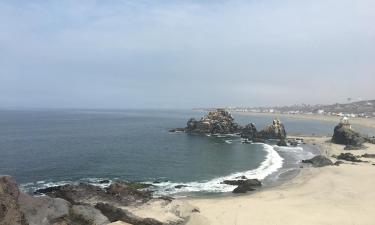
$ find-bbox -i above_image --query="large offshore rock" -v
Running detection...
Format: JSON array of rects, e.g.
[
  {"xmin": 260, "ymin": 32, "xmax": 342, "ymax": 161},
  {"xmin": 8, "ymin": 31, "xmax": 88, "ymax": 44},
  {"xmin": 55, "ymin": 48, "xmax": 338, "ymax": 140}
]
[
  {"xmin": 257, "ymin": 119, "xmax": 287, "ymax": 140},
  {"xmin": 302, "ymin": 155, "xmax": 333, "ymax": 167},
  {"xmin": 185, "ymin": 109, "xmax": 241, "ymax": 134},
  {"xmin": 0, "ymin": 176, "xmax": 28, "ymax": 225},
  {"xmin": 331, "ymin": 121, "xmax": 365, "ymax": 147},
  {"xmin": 18, "ymin": 193, "xmax": 70, "ymax": 225}
]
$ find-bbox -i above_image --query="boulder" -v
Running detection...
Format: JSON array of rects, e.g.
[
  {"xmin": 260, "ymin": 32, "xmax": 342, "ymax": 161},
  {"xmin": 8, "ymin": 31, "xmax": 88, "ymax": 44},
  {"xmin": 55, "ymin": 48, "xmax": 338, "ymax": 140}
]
[
  {"xmin": 108, "ymin": 222, "xmax": 133, "ymax": 225},
  {"xmin": 232, "ymin": 185, "xmax": 255, "ymax": 194},
  {"xmin": 302, "ymin": 155, "xmax": 333, "ymax": 167},
  {"xmin": 331, "ymin": 122, "xmax": 365, "ymax": 147},
  {"xmin": 71, "ymin": 204, "xmax": 110, "ymax": 225},
  {"xmin": 337, "ymin": 153, "xmax": 363, "ymax": 162},
  {"xmin": 257, "ymin": 119, "xmax": 287, "ymax": 140},
  {"xmin": 0, "ymin": 176, "xmax": 28, "ymax": 225},
  {"xmin": 18, "ymin": 193, "xmax": 70, "ymax": 225}
]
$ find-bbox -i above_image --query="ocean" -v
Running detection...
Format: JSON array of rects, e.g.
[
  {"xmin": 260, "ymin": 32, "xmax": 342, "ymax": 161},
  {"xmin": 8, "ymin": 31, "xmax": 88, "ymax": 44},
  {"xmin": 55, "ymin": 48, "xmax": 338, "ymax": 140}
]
[{"xmin": 0, "ymin": 109, "xmax": 370, "ymax": 196}]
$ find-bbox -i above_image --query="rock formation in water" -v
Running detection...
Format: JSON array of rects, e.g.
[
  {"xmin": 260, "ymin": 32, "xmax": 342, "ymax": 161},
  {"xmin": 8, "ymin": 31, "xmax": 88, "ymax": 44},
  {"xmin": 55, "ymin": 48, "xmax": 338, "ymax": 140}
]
[
  {"xmin": 172, "ymin": 109, "xmax": 289, "ymax": 143},
  {"xmin": 1, "ymin": 176, "xmax": 200, "ymax": 225},
  {"xmin": 331, "ymin": 117, "xmax": 365, "ymax": 148},
  {"xmin": 257, "ymin": 119, "xmax": 287, "ymax": 140},
  {"xmin": 185, "ymin": 109, "xmax": 242, "ymax": 134}
]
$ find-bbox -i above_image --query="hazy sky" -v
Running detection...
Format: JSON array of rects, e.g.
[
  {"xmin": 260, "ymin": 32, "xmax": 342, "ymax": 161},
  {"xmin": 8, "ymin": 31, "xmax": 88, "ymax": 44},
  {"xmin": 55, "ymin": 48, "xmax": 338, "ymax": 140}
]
[{"xmin": 0, "ymin": 0, "xmax": 374, "ymax": 109}]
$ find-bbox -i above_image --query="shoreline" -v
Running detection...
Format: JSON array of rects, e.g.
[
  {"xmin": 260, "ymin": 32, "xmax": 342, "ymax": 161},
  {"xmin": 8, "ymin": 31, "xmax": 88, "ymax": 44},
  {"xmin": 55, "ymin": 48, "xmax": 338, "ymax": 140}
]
[
  {"xmin": 184, "ymin": 136, "xmax": 375, "ymax": 225},
  {"xmin": 232, "ymin": 111, "xmax": 375, "ymax": 130}
]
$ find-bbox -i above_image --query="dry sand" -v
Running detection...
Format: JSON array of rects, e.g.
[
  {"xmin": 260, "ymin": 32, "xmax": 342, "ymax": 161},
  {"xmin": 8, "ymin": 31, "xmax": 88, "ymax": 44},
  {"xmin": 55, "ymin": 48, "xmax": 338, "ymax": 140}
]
[{"xmin": 185, "ymin": 137, "xmax": 375, "ymax": 225}]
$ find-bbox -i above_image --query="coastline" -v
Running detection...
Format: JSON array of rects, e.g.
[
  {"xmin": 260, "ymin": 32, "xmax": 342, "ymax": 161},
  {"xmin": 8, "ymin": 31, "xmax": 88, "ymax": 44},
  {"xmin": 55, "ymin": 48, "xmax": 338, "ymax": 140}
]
[
  {"xmin": 233, "ymin": 111, "xmax": 375, "ymax": 130},
  {"xmin": 184, "ymin": 136, "xmax": 375, "ymax": 225}
]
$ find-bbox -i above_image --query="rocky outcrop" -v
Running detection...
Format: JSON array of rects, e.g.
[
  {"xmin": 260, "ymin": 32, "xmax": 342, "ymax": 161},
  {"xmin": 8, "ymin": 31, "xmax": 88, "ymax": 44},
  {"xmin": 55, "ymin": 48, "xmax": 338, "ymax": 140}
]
[
  {"xmin": 185, "ymin": 109, "xmax": 241, "ymax": 134},
  {"xmin": 337, "ymin": 153, "xmax": 363, "ymax": 162},
  {"xmin": 35, "ymin": 181, "xmax": 152, "ymax": 207},
  {"xmin": 361, "ymin": 153, "xmax": 375, "ymax": 158},
  {"xmin": 302, "ymin": 155, "xmax": 333, "ymax": 167},
  {"xmin": 0, "ymin": 176, "xmax": 28, "ymax": 225},
  {"xmin": 221, "ymin": 179, "xmax": 262, "ymax": 194},
  {"xmin": 331, "ymin": 120, "xmax": 365, "ymax": 147},
  {"xmin": 257, "ymin": 119, "xmax": 287, "ymax": 140},
  {"xmin": 18, "ymin": 193, "xmax": 70, "ymax": 225}
]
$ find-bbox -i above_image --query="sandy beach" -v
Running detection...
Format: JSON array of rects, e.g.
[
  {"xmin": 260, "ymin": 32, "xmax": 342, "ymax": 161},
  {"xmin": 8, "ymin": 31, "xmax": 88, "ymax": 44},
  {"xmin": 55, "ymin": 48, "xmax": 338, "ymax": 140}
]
[
  {"xmin": 233, "ymin": 112, "xmax": 375, "ymax": 130},
  {"xmin": 185, "ymin": 137, "xmax": 375, "ymax": 225}
]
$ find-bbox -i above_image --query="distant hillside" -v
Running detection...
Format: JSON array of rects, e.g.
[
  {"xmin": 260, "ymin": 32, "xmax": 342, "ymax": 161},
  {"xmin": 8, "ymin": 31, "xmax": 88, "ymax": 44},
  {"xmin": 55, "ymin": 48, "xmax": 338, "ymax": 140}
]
[
  {"xmin": 198, "ymin": 100, "xmax": 375, "ymax": 118},
  {"xmin": 268, "ymin": 100, "xmax": 375, "ymax": 115}
]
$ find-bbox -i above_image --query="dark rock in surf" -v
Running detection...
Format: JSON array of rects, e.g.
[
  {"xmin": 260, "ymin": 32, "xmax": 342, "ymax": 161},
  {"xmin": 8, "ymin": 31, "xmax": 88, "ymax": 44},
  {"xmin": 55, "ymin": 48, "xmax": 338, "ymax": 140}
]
[
  {"xmin": 222, "ymin": 179, "xmax": 261, "ymax": 187},
  {"xmin": 302, "ymin": 155, "xmax": 333, "ymax": 167},
  {"xmin": 174, "ymin": 185, "xmax": 188, "ymax": 189}
]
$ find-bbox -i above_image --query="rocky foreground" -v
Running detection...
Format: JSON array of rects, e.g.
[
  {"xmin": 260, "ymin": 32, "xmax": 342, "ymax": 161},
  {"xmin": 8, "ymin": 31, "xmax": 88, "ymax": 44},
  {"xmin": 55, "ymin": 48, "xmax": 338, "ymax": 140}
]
[
  {"xmin": 0, "ymin": 176, "xmax": 201, "ymax": 225},
  {"xmin": 0, "ymin": 175, "xmax": 262, "ymax": 225}
]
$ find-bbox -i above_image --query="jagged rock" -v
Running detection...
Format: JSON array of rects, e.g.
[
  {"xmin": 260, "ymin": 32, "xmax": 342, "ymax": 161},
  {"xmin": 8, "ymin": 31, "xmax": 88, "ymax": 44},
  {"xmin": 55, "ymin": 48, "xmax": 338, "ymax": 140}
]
[
  {"xmin": 185, "ymin": 109, "xmax": 241, "ymax": 134},
  {"xmin": 106, "ymin": 181, "xmax": 152, "ymax": 203},
  {"xmin": 0, "ymin": 176, "xmax": 28, "ymax": 225},
  {"xmin": 95, "ymin": 203, "xmax": 162, "ymax": 225},
  {"xmin": 222, "ymin": 179, "xmax": 261, "ymax": 194},
  {"xmin": 18, "ymin": 193, "xmax": 70, "ymax": 225},
  {"xmin": 222, "ymin": 179, "xmax": 261, "ymax": 187},
  {"xmin": 331, "ymin": 120, "xmax": 365, "ymax": 146},
  {"xmin": 337, "ymin": 153, "xmax": 363, "ymax": 162},
  {"xmin": 302, "ymin": 155, "xmax": 333, "ymax": 167},
  {"xmin": 35, "ymin": 181, "xmax": 152, "ymax": 207},
  {"xmin": 70, "ymin": 204, "xmax": 110, "ymax": 225},
  {"xmin": 257, "ymin": 119, "xmax": 287, "ymax": 140},
  {"xmin": 361, "ymin": 153, "xmax": 375, "ymax": 158},
  {"xmin": 240, "ymin": 123, "xmax": 257, "ymax": 139}
]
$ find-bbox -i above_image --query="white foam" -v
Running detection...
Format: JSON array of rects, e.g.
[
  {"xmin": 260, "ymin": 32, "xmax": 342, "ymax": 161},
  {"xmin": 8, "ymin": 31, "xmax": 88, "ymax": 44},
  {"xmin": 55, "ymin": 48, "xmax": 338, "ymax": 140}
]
[{"xmin": 151, "ymin": 143, "xmax": 284, "ymax": 195}]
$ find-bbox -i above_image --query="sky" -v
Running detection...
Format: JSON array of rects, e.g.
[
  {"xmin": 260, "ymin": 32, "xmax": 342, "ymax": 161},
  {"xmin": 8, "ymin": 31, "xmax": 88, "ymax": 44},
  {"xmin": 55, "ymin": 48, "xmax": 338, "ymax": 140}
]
[{"xmin": 0, "ymin": 0, "xmax": 374, "ymax": 109}]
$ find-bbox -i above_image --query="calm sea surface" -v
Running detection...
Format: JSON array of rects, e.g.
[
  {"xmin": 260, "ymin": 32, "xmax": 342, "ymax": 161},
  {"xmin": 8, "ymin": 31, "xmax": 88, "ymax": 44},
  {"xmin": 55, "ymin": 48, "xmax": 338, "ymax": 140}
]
[{"xmin": 0, "ymin": 109, "xmax": 372, "ymax": 194}]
